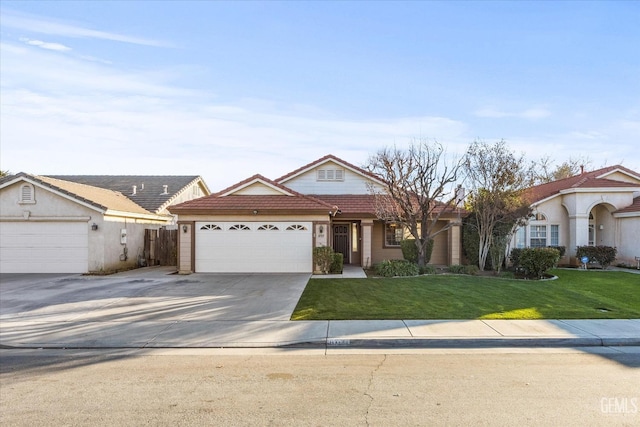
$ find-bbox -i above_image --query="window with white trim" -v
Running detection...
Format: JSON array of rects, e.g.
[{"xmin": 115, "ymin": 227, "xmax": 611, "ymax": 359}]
[
  {"xmin": 18, "ymin": 184, "xmax": 35, "ymax": 204},
  {"xmin": 514, "ymin": 227, "xmax": 526, "ymax": 249},
  {"xmin": 550, "ymin": 225, "xmax": 559, "ymax": 247},
  {"xmin": 530, "ymin": 225, "xmax": 547, "ymax": 247},
  {"xmin": 384, "ymin": 222, "xmax": 404, "ymax": 247}
]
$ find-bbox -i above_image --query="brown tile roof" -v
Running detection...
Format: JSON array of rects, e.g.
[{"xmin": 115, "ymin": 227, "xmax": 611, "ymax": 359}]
[
  {"xmin": 45, "ymin": 175, "xmax": 208, "ymax": 213},
  {"xmin": 312, "ymin": 194, "xmax": 467, "ymax": 218},
  {"xmin": 312, "ymin": 195, "xmax": 377, "ymax": 216},
  {"xmin": 526, "ymin": 165, "xmax": 640, "ymax": 203},
  {"xmin": 26, "ymin": 174, "xmax": 155, "ymax": 215},
  {"xmin": 614, "ymin": 196, "xmax": 640, "ymax": 214},
  {"xmin": 276, "ymin": 154, "xmax": 384, "ymax": 184}
]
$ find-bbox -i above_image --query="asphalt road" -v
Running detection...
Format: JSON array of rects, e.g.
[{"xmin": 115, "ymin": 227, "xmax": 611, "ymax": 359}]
[{"xmin": 1, "ymin": 348, "xmax": 639, "ymax": 426}]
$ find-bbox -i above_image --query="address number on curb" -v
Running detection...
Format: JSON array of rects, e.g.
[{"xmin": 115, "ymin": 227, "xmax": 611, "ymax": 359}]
[{"xmin": 327, "ymin": 339, "xmax": 351, "ymax": 346}]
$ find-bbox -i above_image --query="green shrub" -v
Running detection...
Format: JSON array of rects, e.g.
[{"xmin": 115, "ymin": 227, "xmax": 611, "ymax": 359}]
[
  {"xmin": 401, "ymin": 238, "xmax": 434, "ymax": 264},
  {"xmin": 576, "ymin": 245, "xmax": 617, "ymax": 269},
  {"xmin": 448, "ymin": 264, "xmax": 479, "ymax": 275},
  {"xmin": 448, "ymin": 264, "xmax": 465, "ymax": 274},
  {"xmin": 330, "ymin": 252, "xmax": 344, "ymax": 274},
  {"xmin": 463, "ymin": 265, "xmax": 480, "ymax": 276},
  {"xmin": 374, "ymin": 259, "xmax": 419, "ymax": 277},
  {"xmin": 519, "ymin": 247, "xmax": 560, "ymax": 279},
  {"xmin": 419, "ymin": 265, "xmax": 436, "ymax": 275},
  {"xmin": 510, "ymin": 248, "xmax": 523, "ymax": 269},
  {"xmin": 313, "ymin": 246, "xmax": 334, "ymax": 274},
  {"xmin": 548, "ymin": 246, "xmax": 566, "ymax": 257}
]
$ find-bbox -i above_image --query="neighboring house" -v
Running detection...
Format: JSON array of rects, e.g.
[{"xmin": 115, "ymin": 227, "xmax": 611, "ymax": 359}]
[
  {"xmin": 0, "ymin": 174, "xmax": 210, "ymax": 273},
  {"xmin": 45, "ymin": 175, "xmax": 210, "ymax": 219},
  {"xmin": 511, "ymin": 165, "xmax": 640, "ymax": 266},
  {"xmin": 169, "ymin": 155, "xmax": 465, "ymax": 274}
]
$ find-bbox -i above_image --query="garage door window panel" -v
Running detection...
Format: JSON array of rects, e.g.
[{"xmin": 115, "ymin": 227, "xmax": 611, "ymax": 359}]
[{"xmin": 258, "ymin": 224, "xmax": 279, "ymax": 231}]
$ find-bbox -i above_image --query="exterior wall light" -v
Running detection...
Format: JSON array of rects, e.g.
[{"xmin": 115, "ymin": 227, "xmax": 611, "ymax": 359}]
[
  {"xmin": 91, "ymin": 223, "xmax": 98, "ymax": 231},
  {"xmin": 182, "ymin": 225, "xmax": 188, "ymax": 233}
]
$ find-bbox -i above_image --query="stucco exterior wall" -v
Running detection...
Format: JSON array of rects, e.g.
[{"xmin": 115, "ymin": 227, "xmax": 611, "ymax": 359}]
[
  {"xmin": 1, "ymin": 180, "xmax": 170, "ymax": 273},
  {"xmin": 370, "ymin": 220, "xmax": 449, "ymax": 266},
  {"xmin": 616, "ymin": 216, "xmax": 640, "ymax": 265},
  {"xmin": 98, "ymin": 216, "xmax": 166, "ymax": 272},
  {"xmin": 1, "ymin": 181, "xmax": 95, "ymax": 218}
]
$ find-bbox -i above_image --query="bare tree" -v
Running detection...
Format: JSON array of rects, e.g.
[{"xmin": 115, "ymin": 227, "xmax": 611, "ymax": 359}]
[
  {"xmin": 534, "ymin": 155, "xmax": 592, "ymax": 184},
  {"xmin": 366, "ymin": 139, "xmax": 464, "ymax": 267},
  {"xmin": 464, "ymin": 140, "xmax": 534, "ymax": 272}
]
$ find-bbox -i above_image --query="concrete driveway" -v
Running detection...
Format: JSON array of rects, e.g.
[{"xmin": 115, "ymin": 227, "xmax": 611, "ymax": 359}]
[{"xmin": 0, "ymin": 268, "xmax": 327, "ymax": 348}]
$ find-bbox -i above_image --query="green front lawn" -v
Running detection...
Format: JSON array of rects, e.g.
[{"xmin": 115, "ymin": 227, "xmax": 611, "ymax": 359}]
[{"xmin": 291, "ymin": 269, "xmax": 640, "ymax": 320}]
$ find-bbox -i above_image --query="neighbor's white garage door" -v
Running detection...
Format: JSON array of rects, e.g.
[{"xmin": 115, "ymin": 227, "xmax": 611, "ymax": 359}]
[
  {"xmin": 0, "ymin": 221, "xmax": 89, "ymax": 273},
  {"xmin": 195, "ymin": 221, "xmax": 312, "ymax": 273}
]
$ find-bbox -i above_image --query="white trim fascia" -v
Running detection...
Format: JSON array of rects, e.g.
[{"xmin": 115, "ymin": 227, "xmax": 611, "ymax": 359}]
[
  {"xmin": 1, "ymin": 176, "xmax": 106, "ymax": 214},
  {"xmin": 530, "ymin": 193, "xmax": 560, "ymax": 207},
  {"xmin": 157, "ymin": 177, "xmax": 211, "ymax": 214},
  {"xmin": 220, "ymin": 178, "xmax": 295, "ymax": 197},
  {"xmin": 105, "ymin": 209, "xmax": 171, "ymax": 222},
  {"xmin": 278, "ymin": 158, "xmax": 387, "ymax": 186},
  {"xmin": 0, "ymin": 216, "xmax": 92, "ymax": 222},
  {"xmin": 596, "ymin": 168, "xmax": 640, "ymax": 181},
  {"xmin": 558, "ymin": 186, "xmax": 640, "ymax": 195},
  {"xmin": 613, "ymin": 211, "xmax": 640, "ymax": 218}
]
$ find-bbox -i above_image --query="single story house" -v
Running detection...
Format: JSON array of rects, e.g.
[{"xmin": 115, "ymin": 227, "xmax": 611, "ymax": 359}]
[
  {"xmin": 512, "ymin": 165, "xmax": 640, "ymax": 266},
  {"xmin": 169, "ymin": 155, "xmax": 465, "ymax": 274},
  {"xmin": 0, "ymin": 173, "xmax": 209, "ymax": 273}
]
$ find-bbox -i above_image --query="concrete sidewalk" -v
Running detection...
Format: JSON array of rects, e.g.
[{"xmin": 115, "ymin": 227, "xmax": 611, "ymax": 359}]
[
  {"xmin": 1, "ymin": 267, "xmax": 639, "ymax": 349},
  {"xmin": 2, "ymin": 318, "xmax": 639, "ymax": 349}
]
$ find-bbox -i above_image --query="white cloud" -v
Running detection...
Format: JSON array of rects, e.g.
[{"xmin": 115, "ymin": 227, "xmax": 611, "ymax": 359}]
[
  {"xmin": 0, "ymin": 42, "xmax": 469, "ymax": 189},
  {"xmin": 474, "ymin": 106, "xmax": 551, "ymax": 120},
  {"xmin": 2, "ymin": 10, "xmax": 171, "ymax": 47},
  {"xmin": 19, "ymin": 37, "xmax": 72, "ymax": 51}
]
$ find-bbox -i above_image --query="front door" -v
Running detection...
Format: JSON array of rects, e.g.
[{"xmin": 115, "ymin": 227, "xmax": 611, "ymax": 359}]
[{"xmin": 332, "ymin": 224, "xmax": 350, "ymax": 264}]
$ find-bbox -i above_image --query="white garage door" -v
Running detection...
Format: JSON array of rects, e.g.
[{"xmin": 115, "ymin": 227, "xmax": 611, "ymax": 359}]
[
  {"xmin": 0, "ymin": 222, "xmax": 89, "ymax": 273},
  {"xmin": 195, "ymin": 221, "xmax": 313, "ymax": 273}
]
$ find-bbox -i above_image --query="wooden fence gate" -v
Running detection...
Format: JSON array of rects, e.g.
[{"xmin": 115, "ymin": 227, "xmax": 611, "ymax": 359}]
[{"xmin": 144, "ymin": 228, "xmax": 177, "ymax": 266}]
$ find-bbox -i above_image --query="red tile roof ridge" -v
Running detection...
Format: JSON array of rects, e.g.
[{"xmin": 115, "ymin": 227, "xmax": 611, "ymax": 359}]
[{"xmin": 526, "ymin": 164, "xmax": 640, "ymax": 203}]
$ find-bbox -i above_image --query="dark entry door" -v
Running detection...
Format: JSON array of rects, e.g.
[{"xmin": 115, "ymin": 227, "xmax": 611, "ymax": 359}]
[{"xmin": 332, "ymin": 224, "xmax": 350, "ymax": 264}]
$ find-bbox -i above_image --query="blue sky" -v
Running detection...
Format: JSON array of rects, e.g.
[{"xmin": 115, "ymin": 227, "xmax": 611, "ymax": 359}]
[{"xmin": 1, "ymin": 1, "xmax": 639, "ymax": 190}]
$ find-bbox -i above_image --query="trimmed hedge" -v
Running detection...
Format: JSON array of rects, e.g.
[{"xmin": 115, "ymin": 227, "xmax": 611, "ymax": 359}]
[
  {"xmin": 576, "ymin": 245, "xmax": 617, "ymax": 269},
  {"xmin": 374, "ymin": 259, "xmax": 419, "ymax": 277},
  {"xmin": 330, "ymin": 252, "xmax": 344, "ymax": 274},
  {"xmin": 401, "ymin": 238, "xmax": 434, "ymax": 265},
  {"xmin": 511, "ymin": 246, "xmax": 566, "ymax": 269},
  {"xmin": 447, "ymin": 264, "xmax": 480, "ymax": 276},
  {"xmin": 518, "ymin": 247, "xmax": 560, "ymax": 279}
]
